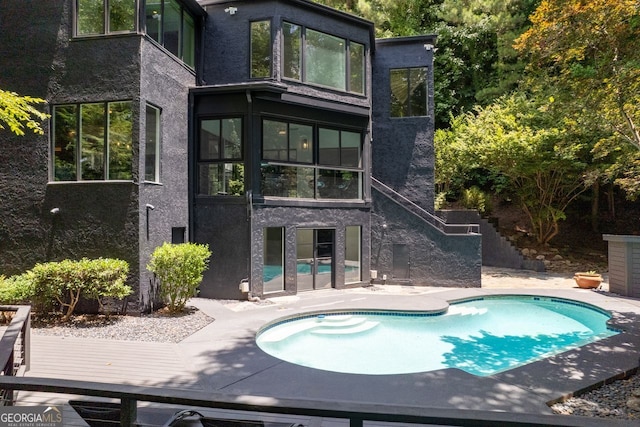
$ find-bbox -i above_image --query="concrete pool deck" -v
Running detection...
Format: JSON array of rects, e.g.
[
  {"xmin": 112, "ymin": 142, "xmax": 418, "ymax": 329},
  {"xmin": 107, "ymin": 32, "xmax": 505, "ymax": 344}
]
[{"xmin": 19, "ymin": 268, "xmax": 640, "ymax": 426}]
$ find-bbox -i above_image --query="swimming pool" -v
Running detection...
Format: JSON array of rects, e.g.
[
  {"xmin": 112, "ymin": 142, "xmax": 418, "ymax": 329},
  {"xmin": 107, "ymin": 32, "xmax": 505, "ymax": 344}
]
[{"xmin": 256, "ymin": 296, "xmax": 619, "ymax": 376}]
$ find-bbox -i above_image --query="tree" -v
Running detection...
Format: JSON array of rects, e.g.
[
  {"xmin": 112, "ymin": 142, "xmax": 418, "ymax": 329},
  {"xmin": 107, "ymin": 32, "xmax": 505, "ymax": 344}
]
[
  {"xmin": 0, "ymin": 89, "xmax": 49, "ymax": 136},
  {"xmin": 316, "ymin": 0, "xmax": 538, "ymax": 128},
  {"xmin": 515, "ymin": 0, "xmax": 640, "ymax": 201},
  {"xmin": 436, "ymin": 93, "xmax": 589, "ymax": 244}
]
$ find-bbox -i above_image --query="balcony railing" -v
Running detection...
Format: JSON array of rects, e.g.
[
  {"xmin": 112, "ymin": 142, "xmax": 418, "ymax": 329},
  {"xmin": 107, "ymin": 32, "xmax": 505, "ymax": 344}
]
[
  {"xmin": 371, "ymin": 177, "xmax": 480, "ymax": 235},
  {"xmin": 0, "ymin": 376, "xmax": 617, "ymax": 427},
  {"xmin": 0, "ymin": 305, "xmax": 31, "ymax": 405}
]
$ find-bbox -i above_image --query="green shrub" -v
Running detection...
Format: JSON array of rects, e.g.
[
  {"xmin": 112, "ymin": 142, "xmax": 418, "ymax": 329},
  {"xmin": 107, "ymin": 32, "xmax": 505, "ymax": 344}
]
[
  {"xmin": 147, "ymin": 242, "xmax": 211, "ymax": 313},
  {"xmin": 435, "ymin": 192, "xmax": 449, "ymax": 210},
  {"xmin": 462, "ymin": 186, "xmax": 492, "ymax": 215},
  {"xmin": 30, "ymin": 258, "xmax": 131, "ymax": 320},
  {"xmin": 0, "ymin": 273, "xmax": 35, "ymax": 304}
]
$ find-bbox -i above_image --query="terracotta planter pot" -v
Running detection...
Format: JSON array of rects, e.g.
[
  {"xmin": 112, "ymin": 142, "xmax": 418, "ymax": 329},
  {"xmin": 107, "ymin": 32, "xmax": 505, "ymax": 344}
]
[{"xmin": 573, "ymin": 273, "xmax": 603, "ymax": 289}]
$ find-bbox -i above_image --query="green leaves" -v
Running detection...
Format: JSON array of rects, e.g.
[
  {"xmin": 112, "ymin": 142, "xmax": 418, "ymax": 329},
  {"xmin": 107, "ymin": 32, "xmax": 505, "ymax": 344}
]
[
  {"xmin": 0, "ymin": 89, "xmax": 49, "ymax": 136},
  {"xmin": 435, "ymin": 93, "xmax": 589, "ymax": 243},
  {"xmin": 27, "ymin": 258, "xmax": 131, "ymax": 320},
  {"xmin": 147, "ymin": 243, "xmax": 211, "ymax": 313}
]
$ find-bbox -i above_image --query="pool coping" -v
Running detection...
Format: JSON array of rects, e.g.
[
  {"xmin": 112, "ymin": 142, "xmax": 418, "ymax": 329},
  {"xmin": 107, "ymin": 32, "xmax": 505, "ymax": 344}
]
[{"xmin": 181, "ymin": 287, "xmax": 640, "ymax": 418}]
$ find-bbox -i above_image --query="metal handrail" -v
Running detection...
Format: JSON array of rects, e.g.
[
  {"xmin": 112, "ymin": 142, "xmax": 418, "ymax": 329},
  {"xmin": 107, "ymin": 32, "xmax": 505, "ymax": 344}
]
[
  {"xmin": 0, "ymin": 376, "xmax": 618, "ymax": 427},
  {"xmin": 0, "ymin": 305, "xmax": 31, "ymax": 405},
  {"xmin": 371, "ymin": 177, "xmax": 479, "ymax": 235}
]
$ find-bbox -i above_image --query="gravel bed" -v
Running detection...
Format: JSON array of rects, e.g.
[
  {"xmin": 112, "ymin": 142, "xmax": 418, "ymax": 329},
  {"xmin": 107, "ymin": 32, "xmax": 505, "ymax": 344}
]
[
  {"xmin": 31, "ymin": 307, "xmax": 214, "ymax": 343},
  {"xmin": 551, "ymin": 373, "xmax": 640, "ymax": 420}
]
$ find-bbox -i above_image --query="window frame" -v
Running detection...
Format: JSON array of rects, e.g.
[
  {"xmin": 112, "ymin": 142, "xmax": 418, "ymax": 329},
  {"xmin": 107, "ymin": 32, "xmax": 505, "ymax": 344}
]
[
  {"xmin": 51, "ymin": 100, "xmax": 134, "ymax": 182},
  {"xmin": 144, "ymin": 104, "xmax": 161, "ymax": 183},
  {"xmin": 281, "ymin": 21, "xmax": 366, "ymax": 95},
  {"xmin": 260, "ymin": 117, "xmax": 364, "ymax": 200},
  {"xmin": 197, "ymin": 117, "xmax": 245, "ymax": 196},
  {"xmin": 390, "ymin": 66, "xmax": 428, "ymax": 118},
  {"xmin": 75, "ymin": 0, "xmax": 138, "ymax": 37},
  {"xmin": 250, "ymin": 19, "xmax": 273, "ymax": 79},
  {"xmin": 144, "ymin": 0, "xmax": 197, "ymax": 68}
]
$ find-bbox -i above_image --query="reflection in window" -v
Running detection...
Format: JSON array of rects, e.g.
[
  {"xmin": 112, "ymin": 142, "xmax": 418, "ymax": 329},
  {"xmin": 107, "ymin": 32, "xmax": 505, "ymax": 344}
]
[
  {"xmin": 198, "ymin": 163, "xmax": 244, "ymax": 196},
  {"xmin": 262, "ymin": 120, "xmax": 313, "ymax": 163},
  {"xmin": 145, "ymin": 104, "xmax": 160, "ymax": 182},
  {"xmin": 263, "ymin": 227, "xmax": 285, "ymax": 293},
  {"xmin": 52, "ymin": 101, "xmax": 133, "ymax": 181},
  {"xmin": 349, "ymin": 42, "xmax": 365, "ymax": 95},
  {"xmin": 319, "ymin": 128, "xmax": 361, "ymax": 168},
  {"xmin": 305, "ymin": 29, "xmax": 346, "ymax": 91},
  {"xmin": 261, "ymin": 119, "xmax": 362, "ymax": 200},
  {"xmin": 145, "ymin": 0, "xmax": 196, "ymax": 68},
  {"xmin": 261, "ymin": 164, "xmax": 315, "ymax": 198},
  {"xmin": 283, "ymin": 22, "xmax": 301, "ymax": 80},
  {"xmin": 345, "ymin": 226, "xmax": 361, "ymax": 284},
  {"xmin": 390, "ymin": 67, "xmax": 427, "ymax": 117},
  {"xmin": 108, "ymin": 101, "xmax": 133, "ymax": 180},
  {"xmin": 283, "ymin": 22, "xmax": 364, "ymax": 94},
  {"xmin": 77, "ymin": 0, "xmax": 136, "ymax": 36},
  {"xmin": 81, "ymin": 103, "xmax": 106, "ymax": 180},
  {"xmin": 251, "ymin": 20, "xmax": 271, "ymax": 78},
  {"xmin": 53, "ymin": 106, "xmax": 78, "ymax": 181},
  {"xmin": 198, "ymin": 118, "xmax": 243, "ymax": 195}
]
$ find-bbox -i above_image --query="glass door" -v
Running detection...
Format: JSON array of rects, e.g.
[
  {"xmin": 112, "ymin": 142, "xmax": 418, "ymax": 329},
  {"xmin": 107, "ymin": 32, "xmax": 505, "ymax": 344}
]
[{"xmin": 296, "ymin": 229, "xmax": 334, "ymax": 291}]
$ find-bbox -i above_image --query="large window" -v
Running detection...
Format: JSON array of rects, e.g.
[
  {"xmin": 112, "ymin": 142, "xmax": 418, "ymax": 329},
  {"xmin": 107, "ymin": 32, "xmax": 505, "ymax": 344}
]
[
  {"xmin": 283, "ymin": 22, "xmax": 365, "ymax": 94},
  {"xmin": 76, "ymin": 0, "xmax": 137, "ymax": 36},
  {"xmin": 251, "ymin": 20, "xmax": 271, "ymax": 78},
  {"xmin": 52, "ymin": 101, "xmax": 133, "ymax": 181},
  {"xmin": 198, "ymin": 118, "xmax": 244, "ymax": 196},
  {"xmin": 390, "ymin": 67, "xmax": 428, "ymax": 117},
  {"xmin": 145, "ymin": 104, "xmax": 161, "ymax": 183},
  {"xmin": 145, "ymin": 0, "xmax": 196, "ymax": 68},
  {"xmin": 261, "ymin": 119, "xmax": 362, "ymax": 200}
]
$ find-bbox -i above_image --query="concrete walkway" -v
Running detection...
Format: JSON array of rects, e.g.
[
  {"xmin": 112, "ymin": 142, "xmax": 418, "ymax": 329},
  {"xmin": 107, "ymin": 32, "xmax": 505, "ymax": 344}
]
[{"xmin": 18, "ymin": 268, "xmax": 640, "ymax": 426}]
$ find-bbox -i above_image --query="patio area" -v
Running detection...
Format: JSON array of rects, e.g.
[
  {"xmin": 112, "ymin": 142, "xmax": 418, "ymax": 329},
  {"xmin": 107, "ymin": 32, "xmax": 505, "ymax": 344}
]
[{"xmin": 14, "ymin": 268, "xmax": 640, "ymax": 426}]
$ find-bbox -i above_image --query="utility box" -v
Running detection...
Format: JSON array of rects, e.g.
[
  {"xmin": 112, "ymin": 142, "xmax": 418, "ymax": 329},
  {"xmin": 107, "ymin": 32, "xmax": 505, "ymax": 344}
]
[{"xmin": 603, "ymin": 234, "xmax": 640, "ymax": 297}]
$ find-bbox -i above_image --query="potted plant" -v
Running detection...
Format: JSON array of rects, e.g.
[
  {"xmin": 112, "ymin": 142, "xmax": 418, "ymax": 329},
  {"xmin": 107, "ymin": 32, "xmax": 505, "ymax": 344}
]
[{"xmin": 573, "ymin": 271, "xmax": 603, "ymax": 289}]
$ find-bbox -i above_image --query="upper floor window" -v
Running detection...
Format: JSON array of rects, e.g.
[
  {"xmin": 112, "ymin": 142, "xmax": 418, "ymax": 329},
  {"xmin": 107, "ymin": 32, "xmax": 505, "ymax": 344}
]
[
  {"xmin": 197, "ymin": 118, "xmax": 244, "ymax": 196},
  {"xmin": 76, "ymin": 0, "xmax": 136, "ymax": 36},
  {"xmin": 52, "ymin": 101, "xmax": 133, "ymax": 181},
  {"xmin": 145, "ymin": 0, "xmax": 196, "ymax": 68},
  {"xmin": 283, "ymin": 22, "xmax": 365, "ymax": 95},
  {"xmin": 251, "ymin": 20, "xmax": 272, "ymax": 78},
  {"xmin": 390, "ymin": 67, "xmax": 427, "ymax": 117}
]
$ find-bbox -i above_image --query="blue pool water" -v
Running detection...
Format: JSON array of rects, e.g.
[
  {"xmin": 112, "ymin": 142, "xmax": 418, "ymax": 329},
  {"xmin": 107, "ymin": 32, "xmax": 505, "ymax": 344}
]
[
  {"xmin": 264, "ymin": 264, "xmax": 355, "ymax": 282},
  {"xmin": 256, "ymin": 296, "xmax": 619, "ymax": 376}
]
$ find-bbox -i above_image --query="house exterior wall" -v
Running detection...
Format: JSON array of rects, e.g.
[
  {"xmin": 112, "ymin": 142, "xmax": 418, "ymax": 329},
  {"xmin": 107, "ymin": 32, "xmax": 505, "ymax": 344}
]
[
  {"xmin": 0, "ymin": 0, "xmax": 141, "ymax": 281},
  {"xmin": 0, "ymin": 0, "xmax": 199, "ymax": 311},
  {"xmin": 372, "ymin": 37, "xmax": 436, "ymax": 213},
  {"xmin": 138, "ymin": 41, "xmax": 198, "ymax": 310},
  {"xmin": 1, "ymin": 0, "xmax": 482, "ymax": 306}
]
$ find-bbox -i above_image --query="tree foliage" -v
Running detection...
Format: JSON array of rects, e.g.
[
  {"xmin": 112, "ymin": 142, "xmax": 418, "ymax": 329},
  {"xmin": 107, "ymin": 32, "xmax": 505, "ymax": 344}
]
[
  {"xmin": 0, "ymin": 89, "xmax": 49, "ymax": 136},
  {"xmin": 514, "ymin": 0, "xmax": 640, "ymax": 200},
  {"xmin": 436, "ymin": 93, "xmax": 588, "ymax": 243},
  {"xmin": 317, "ymin": 0, "xmax": 536, "ymax": 128}
]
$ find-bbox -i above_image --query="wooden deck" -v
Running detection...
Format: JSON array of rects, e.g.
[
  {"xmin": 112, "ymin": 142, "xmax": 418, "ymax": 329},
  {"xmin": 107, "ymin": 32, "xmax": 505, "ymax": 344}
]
[{"xmin": 18, "ymin": 334, "xmax": 204, "ymax": 426}]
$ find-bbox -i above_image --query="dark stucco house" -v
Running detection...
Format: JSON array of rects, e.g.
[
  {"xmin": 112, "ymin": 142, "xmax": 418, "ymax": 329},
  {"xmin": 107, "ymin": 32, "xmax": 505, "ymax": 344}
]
[{"xmin": 0, "ymin": 0, "xmax": 480, "ymax": 311}]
